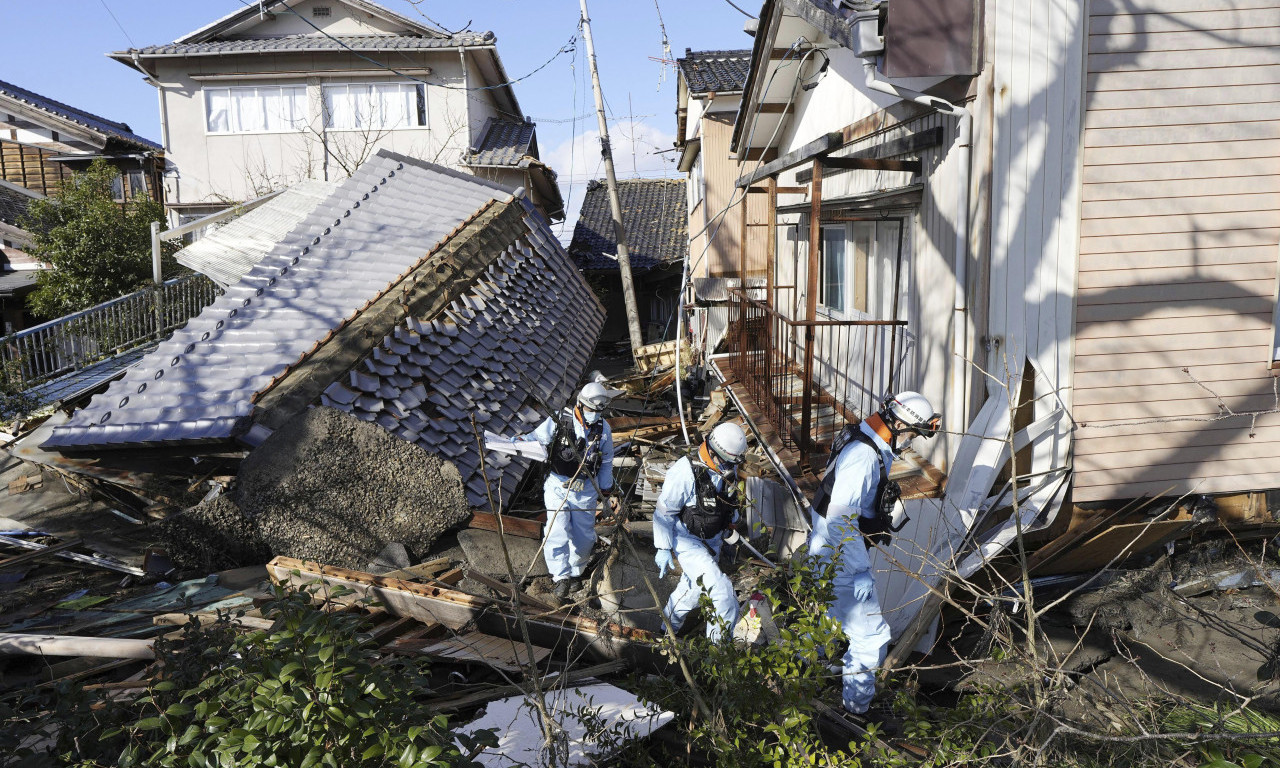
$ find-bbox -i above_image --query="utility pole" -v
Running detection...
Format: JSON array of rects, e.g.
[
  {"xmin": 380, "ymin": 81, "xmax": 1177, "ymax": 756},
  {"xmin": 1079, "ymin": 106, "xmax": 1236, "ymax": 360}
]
[{"xmin": 579, "ymin": 0, "xmax": 645, "ymax": 363}]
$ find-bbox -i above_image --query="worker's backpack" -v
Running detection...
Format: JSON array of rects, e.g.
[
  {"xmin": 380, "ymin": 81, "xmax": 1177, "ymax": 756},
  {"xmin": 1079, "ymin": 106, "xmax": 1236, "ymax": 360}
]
[
  {"xmin": 547, "ymin": 410, "xmax": 604, "ymax": 480},
  {"xmin": 681, "ymin": 461, "xmax": 740, "ymax": 539},
  {"xmin": 812, "ymin": 427, "xmax": 903, "ymax": 548}
]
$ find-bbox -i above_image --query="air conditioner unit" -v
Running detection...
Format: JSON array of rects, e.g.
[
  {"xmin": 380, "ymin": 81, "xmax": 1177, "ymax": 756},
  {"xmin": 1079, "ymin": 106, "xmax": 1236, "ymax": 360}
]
[{"xmin": 851, "ymin": 10, "xmax": 884, "ymax": 58}]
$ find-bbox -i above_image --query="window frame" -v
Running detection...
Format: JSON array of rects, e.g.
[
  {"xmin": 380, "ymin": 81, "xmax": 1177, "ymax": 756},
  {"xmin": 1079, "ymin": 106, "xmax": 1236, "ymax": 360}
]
[
  {"xmin": 320, "ymin": 81, "xmax": 429, "ymax": 133},
  {"xmin": 203, "ymin": 84, "xmax": 309, "ymax": 136},
  {"xmin": 818, "ymin": 223, "xmax": 849, "ymax": 315}
]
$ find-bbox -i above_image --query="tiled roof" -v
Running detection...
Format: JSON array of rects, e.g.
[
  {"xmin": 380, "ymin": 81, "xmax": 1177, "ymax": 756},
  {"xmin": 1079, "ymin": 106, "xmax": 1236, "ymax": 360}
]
[
  {"xmin": 44, "ymin": 149, "xmax": 604, "ymax": 510},
  {"xmin": 0, "ymin": 270, "xmax": 38, "ymax": 297},
  {"xmin": 0, "ymin": 181, "xmax": 41, "ymax": 227},
  {"xmin": 0, "ymin": 80, "xmax": 161, "ymax": 151},
  {"xmin": 568, "ymin": 179, "xmax": 687, "ymax": 271},
  {"xmin": 175, "ymin": 180, "xmax": 338, "ymax": 287},
  {"xmin": 123, "ymin": 33, "xmax": 493, "ymax": 57},
  {"xmin": 467, "ymin": 118, "xmax": 537, "ymax": 168},
  {"xmin": 677, "ymin": 49, "xmax": 752, "ymax": 95}
]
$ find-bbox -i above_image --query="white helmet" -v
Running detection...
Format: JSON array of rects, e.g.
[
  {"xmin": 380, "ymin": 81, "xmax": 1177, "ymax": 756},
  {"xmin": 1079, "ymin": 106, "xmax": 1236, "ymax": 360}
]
[
  {"xmin": 706, "ymin": 422, "xmax": 748, "ymax": 467},
  {"xmin": 881, "ymin": 391, "xmax": 940, "ymax": 439},
  {"xmin": 578, "ymin": 381, "xmax": 615, "ymax": 411}
]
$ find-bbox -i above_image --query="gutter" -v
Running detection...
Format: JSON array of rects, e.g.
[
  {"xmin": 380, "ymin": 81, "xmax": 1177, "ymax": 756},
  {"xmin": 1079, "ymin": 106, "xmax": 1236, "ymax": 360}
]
[{"xmin": 861, "ymin": 58, "xmax": 973, "ymax": 437}]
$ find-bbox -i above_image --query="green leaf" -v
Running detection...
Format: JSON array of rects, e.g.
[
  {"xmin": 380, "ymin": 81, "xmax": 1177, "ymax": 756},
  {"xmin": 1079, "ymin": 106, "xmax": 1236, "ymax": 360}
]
[
  {"xmin": 361, "ymin": 744, "xmax": 385, "ymax": 760},
  {"xmin": 136, "ymin": 718, "xmax": 164, "ymax": 731},
  {"xmin": 166, "ymin": 703, "xmax": 194, "ymax": 717},
  {"xmin": 318, "ymin": 645, "xmax": 334, "ymax": 664}
]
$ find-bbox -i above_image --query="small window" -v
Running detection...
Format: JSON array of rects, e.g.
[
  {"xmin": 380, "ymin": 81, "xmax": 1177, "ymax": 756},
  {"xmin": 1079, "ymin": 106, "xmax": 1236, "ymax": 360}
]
[
  {"xmin": 127, "ymin": 169, "xmax": 147, "ymax": 199},
  {"xmin": 110, "ymin": 174, "xmax": 125, "ymax": 202},
  {"xmin": 688, "ymin": 155, "xmax": 704, "ymax": 210},
  {"xmin": 312, "ymin": 6, "xmax": 332, "ymax": 16},
  {"xmin": 322, "ymin": 82, "xmax": 428, "ymax": 131},
  {"xmin": 820, "ymin": 225, "xmax": 847, "ymax": 314}
]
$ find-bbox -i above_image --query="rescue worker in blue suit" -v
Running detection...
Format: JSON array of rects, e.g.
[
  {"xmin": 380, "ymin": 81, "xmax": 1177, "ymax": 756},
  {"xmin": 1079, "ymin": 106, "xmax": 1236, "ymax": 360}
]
[
  {"xmin": 652, "ymin": 422, "xmax": 749, "ymax": 641},
  {"xmin": 809, "ymin": 391, "xmax": 940, "ymax": 716},
  {"xmin": 527, "ymin": 381, "xmax": 619, "ymax": 601}
]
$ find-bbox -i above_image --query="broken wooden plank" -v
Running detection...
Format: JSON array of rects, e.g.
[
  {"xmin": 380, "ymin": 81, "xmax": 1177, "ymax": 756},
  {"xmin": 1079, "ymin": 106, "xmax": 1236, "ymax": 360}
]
[
  {"xmin": 151, "ymin": 613, "xmax": 276, "ymax": 631},
  {"xmin": 33, "ymin": 658, "xmax": 142, "ymax": 691},
  {"xmin": 466, "ymin": 569, "xmax": 557, "ymax": 613},
  {"xmin": 266, "ymin": 557, "xmax": 655, "ymax": 664},
  {"xmin": 428, "ymin": 660, "xmax": 629, "ymax": 712},
  {"xmin": 1043, "ymin": 520, "xmax": 1193, "ymax": 574},
  {"xmin": 0, "ymin": 538, "xmax": 82, "ymax": 570},
  {"xmin": 468, "ymin": 511, "xmax": 544, "ymax": 540},
  {"xmin": 8, "ymin": 474, "xmax": 43, "ymax": 495},
  {"xmin": 390, "ymin": 630, "xmax": 553, "ymax": 673}
]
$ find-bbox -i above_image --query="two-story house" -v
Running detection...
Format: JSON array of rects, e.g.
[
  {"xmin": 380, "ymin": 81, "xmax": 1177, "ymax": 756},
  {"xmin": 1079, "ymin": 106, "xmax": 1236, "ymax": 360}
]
[{"xmin": 110, "ymin": 0, "xmax": 562, "ymax": 225}]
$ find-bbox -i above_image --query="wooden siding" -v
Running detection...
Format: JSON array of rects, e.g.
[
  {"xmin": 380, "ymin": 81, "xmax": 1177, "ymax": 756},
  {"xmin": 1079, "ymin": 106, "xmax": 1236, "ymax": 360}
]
[
  {"xmin": 0, "ymin": 140, "xmax": 70, "ymax": 198},
  {"xmin": 1073, "ymin": 0, "xmax": 1280, "ymax": 502},
  {"xmin": 699, "ymin": 114, "xmax": 770, "ymax": 278}
]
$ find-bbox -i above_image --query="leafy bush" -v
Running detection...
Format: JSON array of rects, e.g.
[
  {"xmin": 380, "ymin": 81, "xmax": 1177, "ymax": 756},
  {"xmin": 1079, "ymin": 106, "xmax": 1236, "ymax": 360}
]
[{"xmin": 2, "ymin": 585, "xmax": 493, "ymax": 767}]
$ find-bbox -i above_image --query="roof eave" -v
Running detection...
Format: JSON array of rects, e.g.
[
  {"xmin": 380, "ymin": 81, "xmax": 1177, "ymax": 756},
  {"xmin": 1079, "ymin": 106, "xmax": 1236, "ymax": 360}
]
[{"xmin": 174, "ymin": 0, "xmax": 449, "ymax": 45}]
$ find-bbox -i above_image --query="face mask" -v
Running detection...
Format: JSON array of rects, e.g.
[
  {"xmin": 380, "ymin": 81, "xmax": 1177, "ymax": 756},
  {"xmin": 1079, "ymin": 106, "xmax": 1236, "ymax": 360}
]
[{"xmin": 582, "ymin": 409, "xmax": 602, "ymax": 424}]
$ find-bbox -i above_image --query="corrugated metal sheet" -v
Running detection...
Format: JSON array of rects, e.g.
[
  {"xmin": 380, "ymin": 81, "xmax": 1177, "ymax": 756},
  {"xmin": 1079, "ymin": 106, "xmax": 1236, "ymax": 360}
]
[
  {"xmin": 700, "ymin": 114, "xmax": 770, "ymax": 278},
  {"xmin": 174, "ymin": 180, "xmax": 337, "ymax": 287},
  {"xmin": 1072, "ymin": 0, "xmax": 1280, "ymax": 501}
]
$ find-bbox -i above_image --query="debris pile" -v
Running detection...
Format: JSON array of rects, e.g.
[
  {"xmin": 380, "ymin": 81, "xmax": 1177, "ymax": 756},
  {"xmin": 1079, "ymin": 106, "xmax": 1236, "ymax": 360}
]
[{"xmin": 157, "ymin": 407, "xmax": 471, "ymax": 570}]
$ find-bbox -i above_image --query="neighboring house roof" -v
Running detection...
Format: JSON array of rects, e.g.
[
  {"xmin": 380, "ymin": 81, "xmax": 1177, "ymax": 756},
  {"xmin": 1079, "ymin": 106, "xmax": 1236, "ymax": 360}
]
[
  {"xmin": 0, "ymin": 180, "xmax": 42, "ymax": 228},
  {"xmin": 174, "ymin": 180, "xmax": 338, "ymax": 287},
  {"xmin": 0, "ymin": 79, "xmax": 161, "ymax": 151},
  {"xmin": 0, "ymin": 270, "xmax": 38, "ymax": 298},
  {"xmin": 123, "ymin": 32, "xmax": 493, "ymax": 56},
  {"xmin": 44, "ymin": 149, "xmax": 604, "ymax": 510},
  {"xmin": 677, "ymin": 49, "xmax": 752, "ymax": 95},
  {"xmin": 569, "ymin": 179, "xmax": 688, "ymax": 272},
  {"xmin": 467, "ymin": 118, "xmax": 538, "ymax": 168},
  {"xmin": 176, "ymin": 0, "xmax": 449, "ymax": 44}
]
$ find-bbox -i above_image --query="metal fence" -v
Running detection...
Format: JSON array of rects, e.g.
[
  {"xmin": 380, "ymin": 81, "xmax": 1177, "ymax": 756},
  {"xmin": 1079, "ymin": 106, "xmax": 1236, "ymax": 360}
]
[
  {"xmin": 0, "ymin": 274, "xmax": 221, "ymax": 391},
  {"xmin": 723, "ymin": 286, "xmax": 911, "ymax": 465}
]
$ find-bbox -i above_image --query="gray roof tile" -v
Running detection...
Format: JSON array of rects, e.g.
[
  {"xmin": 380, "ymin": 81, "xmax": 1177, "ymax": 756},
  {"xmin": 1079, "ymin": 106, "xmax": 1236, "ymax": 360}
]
[
  {"xmin": 0, "ymin": 79, "xmax": 161, "ymax": 150},
  {"xmin": 124, "ymin": 33, "xmax": 492, "ymax": 57},
  {"xmin": 568, "ymin": 178, "xmax": 687, "ymax": 271},
  {"xmin": 467, "ymin": 118, "xmax": 538, "ymax": 168},
  {"xmin": 677, "ymin": 49, "xmax": 752, "ymax": 95}
]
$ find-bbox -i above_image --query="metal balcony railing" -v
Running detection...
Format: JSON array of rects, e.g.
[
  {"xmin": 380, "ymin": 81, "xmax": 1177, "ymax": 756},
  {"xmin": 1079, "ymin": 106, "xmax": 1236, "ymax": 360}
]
[
  {"xmin": 722, "ymin": 286, "xmax": 911, "ymax": 467},
  {"xmin": 0, "ymin": 274, "xmax": 221, "ymax": 391}
]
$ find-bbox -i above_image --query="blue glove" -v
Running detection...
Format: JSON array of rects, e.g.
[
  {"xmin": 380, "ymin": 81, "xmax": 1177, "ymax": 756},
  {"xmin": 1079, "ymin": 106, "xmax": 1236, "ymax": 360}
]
[
  {"xmin": 851, "ymin": 570, "xmax": 875, "ymax": 602},
  {"xmin": 655, "ymin": 549, "xmax": 673, "ymax": 578}
]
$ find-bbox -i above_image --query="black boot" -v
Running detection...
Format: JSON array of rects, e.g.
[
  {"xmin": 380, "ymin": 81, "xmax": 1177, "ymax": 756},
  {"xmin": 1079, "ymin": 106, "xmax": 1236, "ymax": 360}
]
[{"xmin": 554, "ymin": 579, "xmax": 572, "ymax": 601}]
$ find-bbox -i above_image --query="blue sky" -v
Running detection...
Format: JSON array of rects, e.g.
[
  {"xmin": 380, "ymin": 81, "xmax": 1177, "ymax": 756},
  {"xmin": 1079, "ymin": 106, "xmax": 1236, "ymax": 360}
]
[{"xmin": 0, "ymin": 0, "xmax": 754, "ymax": 239}]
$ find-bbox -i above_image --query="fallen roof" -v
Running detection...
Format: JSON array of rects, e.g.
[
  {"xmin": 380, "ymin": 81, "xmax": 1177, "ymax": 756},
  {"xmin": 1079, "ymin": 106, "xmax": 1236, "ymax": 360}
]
[
  {"xmin": 568, "ymin": 179, "xmax": 687, "ymax": 271},
  {"xmin": 0, "ymin": 80, "xmax": 161, "ymax": 151},
  {"xmin": 44, "ymin": 149, "xmax": 604, "ymax": 509},
  {"xmin": 466, "ymin": 118, "xmax": 538, "ymax": 168},
  {"xmin": 677, "ymin": 49, "xmax": 752, "ymax": 95},
  {"xmin": 174, "ymin": 180, "xmax": 338, "ymax": 287}
]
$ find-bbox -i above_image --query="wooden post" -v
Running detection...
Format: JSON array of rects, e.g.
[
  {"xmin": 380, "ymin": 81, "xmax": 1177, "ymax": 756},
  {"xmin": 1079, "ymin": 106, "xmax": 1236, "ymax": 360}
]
[
  {"xmin": 800, "ymin": 160, "xmax": 823, "ymax": 465},
  {"xmin": 738, "ymin": 185, "xmax": 750, "ymax": 365}
]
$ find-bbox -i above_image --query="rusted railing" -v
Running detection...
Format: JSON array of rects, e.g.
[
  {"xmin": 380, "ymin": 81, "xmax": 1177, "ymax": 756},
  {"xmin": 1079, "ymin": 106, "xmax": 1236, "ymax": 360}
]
[
  {"xmin": 0, "ymin": 274, "xmax": 221, "ymax": 391},
  {"xmin": 723, "ymin": 286, "xmax": 911, "ymax": 465}
]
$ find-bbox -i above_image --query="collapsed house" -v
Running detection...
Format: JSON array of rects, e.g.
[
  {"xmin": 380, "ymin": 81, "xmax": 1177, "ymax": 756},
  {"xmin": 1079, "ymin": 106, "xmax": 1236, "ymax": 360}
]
[{"xmin": 22, "ymin": 149, "xmax": 603, "ymax": 516}]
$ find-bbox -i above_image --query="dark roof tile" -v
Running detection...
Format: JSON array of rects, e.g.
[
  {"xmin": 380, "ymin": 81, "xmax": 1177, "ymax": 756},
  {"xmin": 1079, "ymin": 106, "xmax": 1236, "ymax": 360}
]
[
  {"xmin": 0, "ymin": 79, "xmax": 161, "ymax": 150},
  {"xmin": 568, "ymin": 178, "xmax": 687, "ymax": 271},
  {"xmin": 677, "ymin": 49, "xmax": 752, "ymax": 95}
]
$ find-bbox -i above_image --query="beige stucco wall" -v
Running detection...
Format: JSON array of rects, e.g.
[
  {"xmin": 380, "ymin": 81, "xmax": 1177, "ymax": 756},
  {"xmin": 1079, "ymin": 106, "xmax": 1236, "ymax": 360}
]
[{"xmin": 153, "ymin": 49, "xmax": 479, "ymax": 209}]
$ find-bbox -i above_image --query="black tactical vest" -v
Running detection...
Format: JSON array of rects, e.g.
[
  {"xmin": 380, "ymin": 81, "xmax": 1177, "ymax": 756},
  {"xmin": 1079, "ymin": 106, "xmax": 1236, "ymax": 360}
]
[
  {"xmin": 681, "ymin": 462, "xmax": 740, "ymax": 539},
  {"xmin": 812, "ymin": 427, "xmax": 902, "ymax": 548},
  {"xmin": 547, "ymin": 411, "xmax": 604, "ymax": 479}
]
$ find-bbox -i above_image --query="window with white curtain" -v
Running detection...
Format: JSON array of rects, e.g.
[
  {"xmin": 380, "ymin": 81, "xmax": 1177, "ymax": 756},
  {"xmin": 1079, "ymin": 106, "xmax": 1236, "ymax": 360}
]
[
  {"xmin": 205, "ymin": 85, "xmax": 308, "ymax": 134},
  {"xmin": 322, "ymin": 83, "xmax": 427, "ymax": 131}
]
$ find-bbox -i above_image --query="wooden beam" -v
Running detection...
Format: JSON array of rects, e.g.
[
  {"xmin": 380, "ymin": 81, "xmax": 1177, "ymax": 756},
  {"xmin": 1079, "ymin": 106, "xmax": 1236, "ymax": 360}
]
[
  {"xmin": 742, "ymin": 147, "xmax": 778, "ymax": 163},
  {"xmin": 775, "ymin": 186, "xmax": 807, "ymax": 195},
  {"xmin": 795, "ymin": 128, "xmax": 943, "ymax": 184},
  {"xmin": 466, "ymin": 569, "xmax": 557, "ymax": 613},
  {"xmin": 737, "ymin": 131, "xmax": 842, "ymax": 188},
  {"xmin": 266, "ymin": 557, "xmax": 655, "ymax": 665},
  {"xmin": 821, "ymin": 157, "xmax": 921, "ymax": 174},
  {"xmin": 468, "ymin": 511, "xmax": 543, "ymax": 540}
]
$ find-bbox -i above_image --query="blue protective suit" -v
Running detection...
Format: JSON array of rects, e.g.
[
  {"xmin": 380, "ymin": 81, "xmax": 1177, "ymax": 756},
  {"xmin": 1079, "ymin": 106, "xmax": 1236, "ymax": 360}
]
[
  {"xmin": 808, "ymin": 420, "xmax": 895, "ymax": 714},
  {"xmin": 529, "ymin": 411, "xmax": 614, "ymax": 583},
  {"xmin": 653, "ymin": 455, "xmax": 740, "ymax": 641}
]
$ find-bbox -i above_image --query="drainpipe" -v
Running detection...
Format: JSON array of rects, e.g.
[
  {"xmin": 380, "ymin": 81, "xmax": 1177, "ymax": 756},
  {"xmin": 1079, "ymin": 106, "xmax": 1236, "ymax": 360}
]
[
  {"xmin": 133, "ymin": 51, "xmax": 175, "ymax": 222},
  {"xmin": 862, "ymin": 58, "xmax": 972, "ymax": 445}
]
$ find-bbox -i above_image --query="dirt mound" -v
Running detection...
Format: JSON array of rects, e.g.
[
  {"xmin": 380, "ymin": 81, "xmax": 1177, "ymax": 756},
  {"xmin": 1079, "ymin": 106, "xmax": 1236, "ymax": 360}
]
[
  {"xmin": 153, "ymin": 495, "xmax": 271, "ymax": 572},
  {"xmin": 158, "ymin": 407, "xmax": 471, "ymax": 570}
]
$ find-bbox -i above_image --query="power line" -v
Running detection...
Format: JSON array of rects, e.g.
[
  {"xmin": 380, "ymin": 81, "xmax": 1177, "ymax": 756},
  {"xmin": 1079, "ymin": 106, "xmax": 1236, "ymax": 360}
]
[
  {"xmin": 97, "ymin": 0, "xmax": 135, "ymax": 47},
  {"xmin": 723, "ymin": 0, "xmax": 757, "ymax": 19}
]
